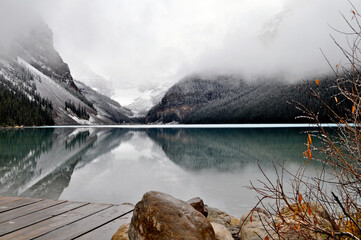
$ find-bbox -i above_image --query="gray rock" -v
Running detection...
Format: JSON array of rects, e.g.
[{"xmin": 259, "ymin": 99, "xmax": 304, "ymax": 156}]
[
  {"xmin": 206, "ymin": 206, "xmax": 241, "ymax": 240},
  {"xmin": 206, "ymin": 206, "xmax": 232, "ymax": 228},
  {"xmin": 211, "ymin": 222, "xmax": 234, "ymax": 240},
  {"xmin": 230, "ymin": 225, "xmax": 241, "ymax": 240},
  {"xmin": 238, "ymin": 208, "xmax": 273, "ymax": 240},
  {"xmin": 187, "ymin": 197, "xmax": 208, "ymax": 217}
]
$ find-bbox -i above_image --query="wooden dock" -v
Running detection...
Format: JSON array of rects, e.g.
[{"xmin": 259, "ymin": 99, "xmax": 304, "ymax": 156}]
[{"xmin": 0, "ymin": 196, "xmax": 133, "ymax": 240}]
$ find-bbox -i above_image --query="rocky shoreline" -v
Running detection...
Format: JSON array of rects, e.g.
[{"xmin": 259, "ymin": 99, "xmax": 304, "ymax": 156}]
[
  {"xmin": 112, "ymin": 191, "xmax": 239, "ymax": 240},
  {"xmin": 111, "ymin": 191, "xmax": 331, "ymax": 240}
]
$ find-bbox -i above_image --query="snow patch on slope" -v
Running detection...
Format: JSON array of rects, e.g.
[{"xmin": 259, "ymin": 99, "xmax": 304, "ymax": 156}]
[
  {"xmin": 126, "ymin": 85, "xmax": 168, "ymax": 117},
  {"xmin": 18, "ymin": 57, "xmax": 98, "ymax": 124}
]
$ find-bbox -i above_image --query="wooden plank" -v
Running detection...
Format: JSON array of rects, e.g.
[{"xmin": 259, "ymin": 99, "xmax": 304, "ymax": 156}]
[
  {"xmin": 0, "ymin": 197, "xmax": 32, "ymax": 206},
  {"xmin": 0, "ymin": 199, "xmax": 67, "ymax": 224},
  {"xmin": 1, "ymin": 203, "xmax": 112, "ymax": 240},
  {"xmin": 76, "ymin": 213, "xmax": 133, "ymax": 240},
  {"xmin": 37, "ymin": 205, "xmax": 133, "ymax": 240},
  {"xmin": 0, "ymin": 198, "xmax": 43, "ymax": 213},
  {"xmin": 0, "ymin": 201, "xmax": 87, "ymax": 237},
  {"xmin": 0, "ymin": 197, "xmax": 22, "ymax": 204}
]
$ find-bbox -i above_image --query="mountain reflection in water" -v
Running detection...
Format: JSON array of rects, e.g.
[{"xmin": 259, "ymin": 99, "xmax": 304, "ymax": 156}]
[{"xmin": 0, "ymin": 127, "xmax": 322, "ymax": 216}]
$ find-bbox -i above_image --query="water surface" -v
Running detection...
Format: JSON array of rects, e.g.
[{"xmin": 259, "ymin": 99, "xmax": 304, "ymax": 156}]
[{"xmin": 0, "ymin": 127, "xmax": 322, "ymax": 216}]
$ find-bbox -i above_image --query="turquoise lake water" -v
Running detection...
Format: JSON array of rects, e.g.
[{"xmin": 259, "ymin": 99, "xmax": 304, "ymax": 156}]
[{"xmin": 0, "ymin": 126, "xmax": 326, "ymax": 216}]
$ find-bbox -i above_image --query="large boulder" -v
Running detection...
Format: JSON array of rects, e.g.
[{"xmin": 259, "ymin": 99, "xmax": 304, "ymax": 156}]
[{"xmin": 128, "ymin": 191, "xmax": 216, "ymax": 240}]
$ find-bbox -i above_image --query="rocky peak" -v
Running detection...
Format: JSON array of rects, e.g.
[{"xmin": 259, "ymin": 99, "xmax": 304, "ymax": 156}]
[{"xmin": 12, "ymin": 20, "xmax": 78, "ymax": 91}]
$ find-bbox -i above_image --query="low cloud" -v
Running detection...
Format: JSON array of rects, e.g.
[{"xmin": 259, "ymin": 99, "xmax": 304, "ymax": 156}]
[
  {"xmin": 0, "ymin": 1, "xmax": 41, "ymax": 49},
  {"xmin": 1, "ymin": 0, "xmax": 357, "ymax": 102},
  {"xmin": 188, "ymin": 0, "xmax": 354, "ymax": 81}
]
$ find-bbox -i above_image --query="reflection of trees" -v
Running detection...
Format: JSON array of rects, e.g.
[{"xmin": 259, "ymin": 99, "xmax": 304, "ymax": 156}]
[
  {"xmin": 146, "ymin": 128, "xmax": 318, "ymax": 171},
  {"xmin": 0, "ymin": 128, "xmax": 54, "ymax": 166},
  {"xmin": 66, "ymin": 128, "xmax": 132, "ymax": 169},
  {"xmin": 65, "ymin": 131, "xmax": 90, "ymax": 150},
  {"xmin": 0, "ymin": 128, "xmax": 55, "ymax": 192},
  {"xmin": 0, "ymin": 128, "xmax": 130, "ymax": 199}
]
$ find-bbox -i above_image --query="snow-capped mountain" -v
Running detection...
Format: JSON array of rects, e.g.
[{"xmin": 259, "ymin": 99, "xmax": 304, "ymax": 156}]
[
  {"xmin": 126, "ymin": 84, "xmax": 168, "ymax": 117},
  {"xmin": 0, "ymin": 18, "xmax": 133, "ymax": 125}
]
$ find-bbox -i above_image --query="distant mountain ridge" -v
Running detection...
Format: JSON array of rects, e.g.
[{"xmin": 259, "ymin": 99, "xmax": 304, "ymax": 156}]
[
  {"xmin": 0, "ymin": 18, "xmax": 133, "ymax": 126},
  {"xmin": 0, "ymin": 13, "xmax": 343, "ymax": 126},
  {"xmin": 145, "ymin": 74, "xmax": 340, "ymax": 124}
]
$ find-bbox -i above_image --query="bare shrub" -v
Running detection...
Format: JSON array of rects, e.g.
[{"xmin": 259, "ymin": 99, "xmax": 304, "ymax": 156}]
[{"xmin": 241, "ymin": 3, "xmax": 361, "ymax": 240}]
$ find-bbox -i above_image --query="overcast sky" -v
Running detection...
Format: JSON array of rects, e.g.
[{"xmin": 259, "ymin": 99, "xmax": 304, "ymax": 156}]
[{"xmin": 4, "ymin": 0, "xmax": 357, "ymax": 103}]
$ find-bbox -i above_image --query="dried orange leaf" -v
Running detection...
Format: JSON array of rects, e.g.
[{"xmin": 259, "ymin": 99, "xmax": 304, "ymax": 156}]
[
  {"xmin": 308, "ymin": 205, "xmax": 312, "ymax": 216},
  {"xmin": 308, "ymin": 134, "xmax": 312, "ymax": 145},
  {"xmin": 250, "ymin": 215, "xmax": 253, "ymax": 222},
  {"xmin": 352, "ymin": 10, "xmax": 356, "ymax": 15},
  {"xmin": 298, "ymin": 194, "xmax": 303, "ymax": 204},
  {"xmin": 315, "ymin": 79, "xmax": 320, "ymax": 85},
  {"xmin": 294, "ymin": 223, "xmax": 300, "ymax": 231},
  {"xmin": 352, "ymin": 105, "xmax": 355, "ymax": 113},
  {"xmin": 307, "ymin": 140, "xmax": 310, "ymax": 150},
  {"xmin": 335, "ymin": 97, "xmax": 338, "ymax": 103},
  {"xmin": 264, "ymin": 236, "xmax": 269, "ymax": 240}
]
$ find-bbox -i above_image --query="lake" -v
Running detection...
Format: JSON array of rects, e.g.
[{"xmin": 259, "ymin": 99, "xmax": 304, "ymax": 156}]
[{"xmin": 0, "ymin": 125, "xmax": 324, "ymax": 217}]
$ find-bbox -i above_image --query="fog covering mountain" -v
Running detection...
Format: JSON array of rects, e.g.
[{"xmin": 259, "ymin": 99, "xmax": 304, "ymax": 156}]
[
  {"xmin": 75, "ymin": 80, "xmax": 133, "ymax": 123},
  {"xmin": 126, "ymin": 84, "xmax": 169, "ymax": 117},
  {"xmin": 66, "ymin": 58, "xmax": 115, "ymax": 97},
  {"xmin": 0, "ymin": 17, "xmax": 133, "ymax": 125},
  {"xmin": 145, "ymin": 74, "xmax": 343, "ymax": 124},
  {"xmin": 0, "ymin": 1, "xmax": 350, "ymax": 126}
]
